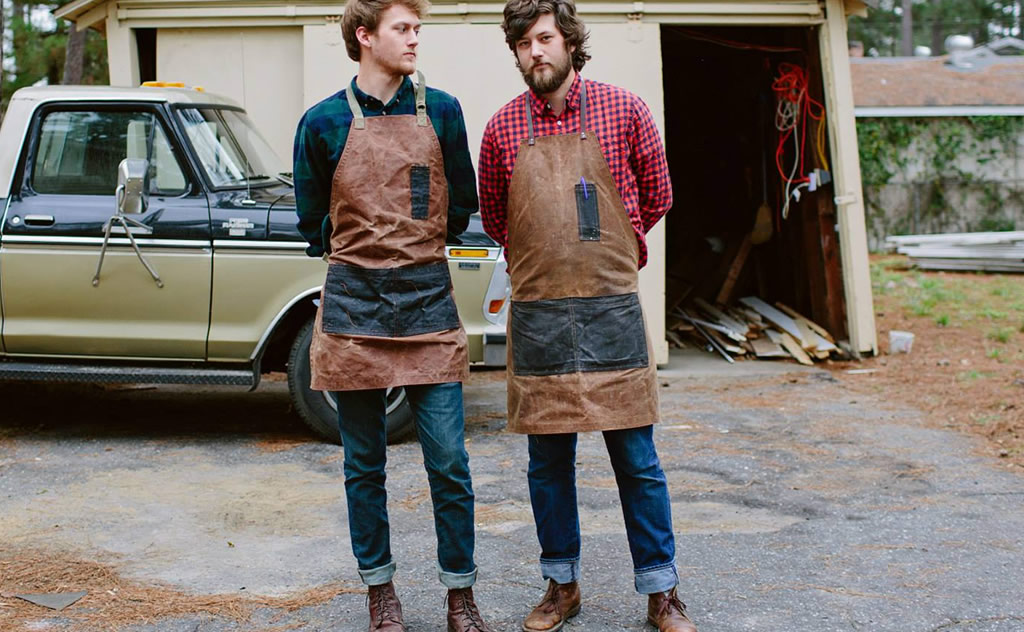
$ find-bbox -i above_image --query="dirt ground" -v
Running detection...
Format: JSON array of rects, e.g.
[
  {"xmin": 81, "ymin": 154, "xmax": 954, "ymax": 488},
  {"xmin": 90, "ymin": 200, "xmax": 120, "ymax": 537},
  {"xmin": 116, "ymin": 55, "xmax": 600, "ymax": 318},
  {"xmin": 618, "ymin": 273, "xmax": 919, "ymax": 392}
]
[{"xmin": 830, "ymin": 254, "xmax": 1024, "ymax": 468}]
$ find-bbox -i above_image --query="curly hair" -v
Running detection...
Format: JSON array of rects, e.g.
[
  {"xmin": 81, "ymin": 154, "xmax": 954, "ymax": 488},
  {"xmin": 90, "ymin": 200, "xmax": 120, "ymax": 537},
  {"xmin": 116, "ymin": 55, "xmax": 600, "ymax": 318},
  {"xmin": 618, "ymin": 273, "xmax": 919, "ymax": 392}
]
[
  {"xmin": 501, "ymin": 0, "xmax": 591, "ymax": 72},
  {"xmin": 341, "ymin": 0, "xmax": 431, "ymax": 62}
]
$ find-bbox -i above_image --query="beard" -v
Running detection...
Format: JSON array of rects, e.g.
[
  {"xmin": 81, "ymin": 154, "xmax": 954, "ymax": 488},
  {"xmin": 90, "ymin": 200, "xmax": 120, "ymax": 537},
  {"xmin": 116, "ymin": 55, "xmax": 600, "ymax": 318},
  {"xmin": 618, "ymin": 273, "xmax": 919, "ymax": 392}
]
[{"xmin": 520, "ymin": 54, "xmax": 572, "ymax": 94}]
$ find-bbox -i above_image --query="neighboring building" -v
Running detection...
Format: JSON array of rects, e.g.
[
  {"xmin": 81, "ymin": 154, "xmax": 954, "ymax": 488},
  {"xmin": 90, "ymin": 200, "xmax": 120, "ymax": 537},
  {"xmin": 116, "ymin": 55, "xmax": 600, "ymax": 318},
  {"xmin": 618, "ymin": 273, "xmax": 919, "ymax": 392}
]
[
  {"xmin": 851, "ymin": 41, "xmax": 1024, "ymax": 249},
  {"xmin": 52, "ymin": 0, "xmax": 881, "ymax": 356}
]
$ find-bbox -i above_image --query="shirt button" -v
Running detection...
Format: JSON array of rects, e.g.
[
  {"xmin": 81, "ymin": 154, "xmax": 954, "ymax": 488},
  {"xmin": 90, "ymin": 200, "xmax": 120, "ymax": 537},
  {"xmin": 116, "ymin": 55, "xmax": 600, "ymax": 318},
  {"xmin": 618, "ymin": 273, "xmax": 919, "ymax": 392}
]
[{"xmin": 557, "ymin": 120, "xmax": 563, "ymax": 126}]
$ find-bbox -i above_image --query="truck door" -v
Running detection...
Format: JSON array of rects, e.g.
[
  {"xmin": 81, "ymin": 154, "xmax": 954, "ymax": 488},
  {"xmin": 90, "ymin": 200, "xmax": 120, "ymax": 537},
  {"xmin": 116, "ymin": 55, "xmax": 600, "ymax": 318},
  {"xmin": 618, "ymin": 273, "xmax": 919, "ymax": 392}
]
[{"xmin": 0, "ymin": 102, "xmax": 212, "ymax": 359}]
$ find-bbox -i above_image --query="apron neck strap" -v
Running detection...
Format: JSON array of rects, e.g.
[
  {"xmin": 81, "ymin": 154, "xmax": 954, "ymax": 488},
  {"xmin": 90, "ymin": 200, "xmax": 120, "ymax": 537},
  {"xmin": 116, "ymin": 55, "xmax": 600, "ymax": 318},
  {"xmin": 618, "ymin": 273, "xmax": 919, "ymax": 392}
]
[
  {"xmin": 524, "ymin": 77, "xmax": 587, "ymax": 146},
  {"xmin": 579, "ymin": 78, "xmax": 588, "ymax": 140},
  {"xmin": 346, "ymin": 80, "xmax": 365, "ymax": 130},
  {"xmin": 415, "ymin": 71, "xmax": 428, "ymax": 127},
  {"xmin": 345, "ymin": 72, "xmax": 429, "ymax": 130}
]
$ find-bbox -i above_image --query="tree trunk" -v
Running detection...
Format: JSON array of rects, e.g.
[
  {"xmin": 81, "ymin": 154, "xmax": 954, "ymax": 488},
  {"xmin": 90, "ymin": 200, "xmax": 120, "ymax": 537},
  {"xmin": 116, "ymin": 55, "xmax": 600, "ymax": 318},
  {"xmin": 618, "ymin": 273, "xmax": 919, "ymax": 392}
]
[
  {"xmin": 901, "ymin": 0, "xmax": 914, "ymax": 56},
  {"xmin": 63, "ymin": 22, "xmax": 86, "ymax": 85},
  {"xmin": 931, "ymin": 20, "xmax": 944, "ymax": 56}
]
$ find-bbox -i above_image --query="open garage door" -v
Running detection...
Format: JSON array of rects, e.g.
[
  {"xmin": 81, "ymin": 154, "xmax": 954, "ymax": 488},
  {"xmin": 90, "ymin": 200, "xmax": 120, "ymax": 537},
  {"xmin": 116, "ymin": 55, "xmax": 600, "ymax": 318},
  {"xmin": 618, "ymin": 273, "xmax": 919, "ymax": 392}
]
[{"xmin": 659, "ymin": 14, "xmax": 876, "ymax": 360}]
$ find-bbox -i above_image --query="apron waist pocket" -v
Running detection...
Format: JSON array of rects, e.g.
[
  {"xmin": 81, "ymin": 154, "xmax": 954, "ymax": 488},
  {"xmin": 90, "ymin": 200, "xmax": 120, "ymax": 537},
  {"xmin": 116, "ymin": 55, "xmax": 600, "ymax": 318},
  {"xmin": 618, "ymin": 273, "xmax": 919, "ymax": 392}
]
[
  {"xmin": 510, "ymin": 293, "xmax": 649, "ymax": 376},
  {"xmin": 322, "ymin": 261, "xmax": 460, "ymax": 337}
]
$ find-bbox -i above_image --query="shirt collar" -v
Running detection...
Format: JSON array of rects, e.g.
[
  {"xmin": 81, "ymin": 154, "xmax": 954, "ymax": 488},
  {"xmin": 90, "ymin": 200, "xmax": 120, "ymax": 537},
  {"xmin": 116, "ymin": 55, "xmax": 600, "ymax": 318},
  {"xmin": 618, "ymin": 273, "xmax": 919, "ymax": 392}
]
[
  {"xmin": 527, "ymin": 72, "xmax": 582, "ymax": 118},
  {"xmin": 348, "ymin": 75, "xmax": 413, "ymax": 112}
]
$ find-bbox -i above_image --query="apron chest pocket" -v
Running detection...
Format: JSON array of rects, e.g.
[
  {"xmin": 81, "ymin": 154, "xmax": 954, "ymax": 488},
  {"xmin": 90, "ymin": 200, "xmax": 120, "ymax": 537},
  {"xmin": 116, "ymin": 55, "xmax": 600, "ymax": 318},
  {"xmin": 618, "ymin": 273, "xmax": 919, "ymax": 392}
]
[
  {"xmin": 575, "ymin": 181, "xmax": 600, "ymax": 241},
  {"xmin": 322, "ymin": 262, "xmax": 460, "ymax": 337},
  {"xmin": 410, "ymin": 165, "xmax": 431, "ymax": 219},
  {"xmin": 511, "ymin": 293, "xmax": 648, "ymax": 376}
]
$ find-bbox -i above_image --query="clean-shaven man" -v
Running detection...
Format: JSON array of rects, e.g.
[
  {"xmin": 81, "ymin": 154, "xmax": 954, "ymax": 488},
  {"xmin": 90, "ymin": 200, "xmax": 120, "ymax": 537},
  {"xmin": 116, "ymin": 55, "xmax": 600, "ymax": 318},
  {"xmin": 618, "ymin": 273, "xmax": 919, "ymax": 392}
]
[{"xmin": 293, "ymin": 0, "xmax": 493, "ymax": 629}]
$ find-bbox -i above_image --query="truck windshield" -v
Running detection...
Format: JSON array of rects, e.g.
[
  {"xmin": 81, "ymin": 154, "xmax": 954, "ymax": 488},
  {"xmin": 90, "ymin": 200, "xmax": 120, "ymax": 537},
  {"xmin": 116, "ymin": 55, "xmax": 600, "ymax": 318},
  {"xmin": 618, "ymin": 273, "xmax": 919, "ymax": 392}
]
[{"xmin": 176, "ymin": 107, "xmax": 284, "ymax": 189}]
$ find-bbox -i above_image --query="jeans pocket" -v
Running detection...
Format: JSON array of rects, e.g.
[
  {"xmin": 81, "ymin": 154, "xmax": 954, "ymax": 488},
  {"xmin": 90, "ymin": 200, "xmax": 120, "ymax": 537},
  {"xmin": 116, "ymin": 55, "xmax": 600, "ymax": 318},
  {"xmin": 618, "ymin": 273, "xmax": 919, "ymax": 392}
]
[
  {"xmin": 410, "ymin": 164, "xmax": 430, "ymax": 220},
  {"xmin": 321, "ymin": 264, "xmax": 394, "ymax": 336},
  {"xmin": 574, "ymin": 293, "xmax": 649, "ymax": 371},
  {"xmin": 575, "ymin": 181, "xmax": 600, "ymax": 241},
  {"xmin": 510, "ymin": 299, "xmax": 576, "ymax": 376}
]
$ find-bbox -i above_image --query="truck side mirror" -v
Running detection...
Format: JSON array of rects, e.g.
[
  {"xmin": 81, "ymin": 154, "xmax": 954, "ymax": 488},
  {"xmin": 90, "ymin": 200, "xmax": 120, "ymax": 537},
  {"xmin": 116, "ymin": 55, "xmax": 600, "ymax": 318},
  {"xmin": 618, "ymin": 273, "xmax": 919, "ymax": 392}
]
[{"xmin": 116, "ymin": 158, "xmax": 149, "ymax": 214}]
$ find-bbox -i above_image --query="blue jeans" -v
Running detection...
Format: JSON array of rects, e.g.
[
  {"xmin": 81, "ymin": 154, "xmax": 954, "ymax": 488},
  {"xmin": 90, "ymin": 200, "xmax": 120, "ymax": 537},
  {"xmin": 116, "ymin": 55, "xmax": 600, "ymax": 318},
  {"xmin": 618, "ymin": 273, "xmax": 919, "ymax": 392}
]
[
  {"xmin": 527, "ymin": 425, "xmax": 679, "ymax": 594},
  {"xmin": 335, "ymin": 382, "xmax": 477, "ymax": 589}
]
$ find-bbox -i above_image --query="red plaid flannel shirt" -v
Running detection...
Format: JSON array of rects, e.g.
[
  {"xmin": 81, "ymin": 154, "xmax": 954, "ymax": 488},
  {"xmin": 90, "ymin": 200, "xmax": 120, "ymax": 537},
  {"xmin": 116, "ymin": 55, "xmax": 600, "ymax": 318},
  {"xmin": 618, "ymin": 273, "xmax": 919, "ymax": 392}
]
[{"xmin": 478, "ymin": 73, "xmax": 672, "ymax": 269}]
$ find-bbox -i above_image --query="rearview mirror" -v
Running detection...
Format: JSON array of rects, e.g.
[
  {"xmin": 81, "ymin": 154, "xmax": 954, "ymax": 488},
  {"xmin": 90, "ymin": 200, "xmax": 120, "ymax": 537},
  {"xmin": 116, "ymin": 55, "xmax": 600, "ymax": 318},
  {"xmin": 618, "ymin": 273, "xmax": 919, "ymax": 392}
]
[{"xmin": 116, "ymin": 158, "xmax": 149, "ymax": 214}]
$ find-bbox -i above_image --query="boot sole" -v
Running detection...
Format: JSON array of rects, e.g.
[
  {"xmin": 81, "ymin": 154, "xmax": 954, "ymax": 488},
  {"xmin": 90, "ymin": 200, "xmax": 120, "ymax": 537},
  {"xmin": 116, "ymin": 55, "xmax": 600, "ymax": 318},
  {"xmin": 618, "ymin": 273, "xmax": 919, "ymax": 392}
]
[{"xmin": 522, "ymin": 603, "xmax": 581, "ymax": 632}]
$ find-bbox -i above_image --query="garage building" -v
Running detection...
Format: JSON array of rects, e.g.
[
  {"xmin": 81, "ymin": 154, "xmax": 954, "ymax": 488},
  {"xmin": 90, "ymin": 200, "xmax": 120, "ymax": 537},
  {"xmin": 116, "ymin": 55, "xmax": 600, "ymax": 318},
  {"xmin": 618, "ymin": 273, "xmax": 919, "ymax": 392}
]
[{"xmin": 56, "ymin": 0, "xmax": 880, "ymax": 361}]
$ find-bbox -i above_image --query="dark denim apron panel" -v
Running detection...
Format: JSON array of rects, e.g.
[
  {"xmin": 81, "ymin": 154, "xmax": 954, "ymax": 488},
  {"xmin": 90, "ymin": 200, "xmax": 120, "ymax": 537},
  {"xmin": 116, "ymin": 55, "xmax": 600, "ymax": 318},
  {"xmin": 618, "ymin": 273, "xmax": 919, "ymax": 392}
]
[
  {"xmin": 410, "ymin": 164, "xmax": 431, "ymax": 219},
  {"xmin": 322, "ymin": 262, "xmax": 460, "ymax": 337},
  {"xmin": 511, "ymin": 293, "xmax": 648, "ymax": 376},
  {"xmin": 575, "ymin": 180, "xmax": 600, "ymax": 241},
  {"xmin": 510, "ymin": 300, "xmax": 577, "ymax": 376},
  {"xmin": 574, "ymin": 293, "xmax": 649, "ymax": 371}
]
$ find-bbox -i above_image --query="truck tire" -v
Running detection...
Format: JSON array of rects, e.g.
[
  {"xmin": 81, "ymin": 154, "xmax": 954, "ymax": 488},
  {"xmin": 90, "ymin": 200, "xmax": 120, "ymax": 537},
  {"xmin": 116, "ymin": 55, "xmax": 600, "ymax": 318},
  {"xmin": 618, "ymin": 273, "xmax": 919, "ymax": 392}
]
[{"xmin": 287, "ymin": 318, "xmax": 416, "ymax": 444}]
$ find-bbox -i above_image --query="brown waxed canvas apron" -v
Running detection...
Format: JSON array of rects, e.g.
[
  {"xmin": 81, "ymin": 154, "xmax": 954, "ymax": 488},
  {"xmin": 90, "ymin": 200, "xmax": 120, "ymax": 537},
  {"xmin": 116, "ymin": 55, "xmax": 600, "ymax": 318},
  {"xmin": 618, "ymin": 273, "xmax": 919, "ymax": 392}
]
[
  {"xmin": 505, "ymin": 79, "xmax": 659, "ymax": 434},
  {"xmin": 310, "ymin": 72, "xmax": 468, "ymax": 391}
]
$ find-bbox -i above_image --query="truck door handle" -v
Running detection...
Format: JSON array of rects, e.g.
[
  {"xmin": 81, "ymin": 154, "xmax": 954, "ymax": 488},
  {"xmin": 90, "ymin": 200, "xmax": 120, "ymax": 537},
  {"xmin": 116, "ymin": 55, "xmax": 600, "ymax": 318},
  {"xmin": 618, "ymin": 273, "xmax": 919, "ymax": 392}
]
[{"xmin": 23, "ymin": 214, "xmax": 55, "ymax": 226}]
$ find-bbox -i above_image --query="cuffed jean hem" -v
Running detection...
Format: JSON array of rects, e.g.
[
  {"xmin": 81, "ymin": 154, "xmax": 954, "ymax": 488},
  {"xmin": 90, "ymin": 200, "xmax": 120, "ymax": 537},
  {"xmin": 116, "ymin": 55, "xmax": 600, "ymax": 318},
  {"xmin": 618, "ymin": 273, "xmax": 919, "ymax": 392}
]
[
  {"xmin": 357, "ymin": 561, "xmax": 397, "ymax": 586},
  {"xmin": 634, "ymin": 561, "xmax": 679, "ymax": 594},
  {"xmin": 438, "ymin": 565, "xmax": 478, "ymax": 589},
  {"xmin": 540, "ymin": 557, "xmax": 581, "ymax": 585}
]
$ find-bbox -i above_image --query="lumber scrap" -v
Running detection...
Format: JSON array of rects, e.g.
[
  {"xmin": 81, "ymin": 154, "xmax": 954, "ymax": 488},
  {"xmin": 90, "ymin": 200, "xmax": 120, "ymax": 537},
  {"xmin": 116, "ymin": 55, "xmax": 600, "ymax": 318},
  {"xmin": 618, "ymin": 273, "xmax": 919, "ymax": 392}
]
[
  {"xmin": 775, "ymin": 302, "xmax": 836, "ymax": 344},
  {"xmin": 899, "ymin": 245, "xmax": 1024, "ymax": 260},
  {"xmin": 739, "ymin": 297, "xmax": 811, "ymax": 348},
  {"xmin": 693, "ymin": 298, "xmax": 749, "ymax": 336},
  {"xmin": 665, "ymin": 330, "xmax": 687, "ymax": 349},
  {"xmin": 778, "ymin": 332, "xmax": 814, "ymax": 366},
  {"xmin": 677, "ymin": 310, "xmax": 747, "ymax": 343},
  {"xmin": 706, "ymin": 328, "xmax": 746, "ymax": 355},
  {"xmin": 666, "ymin": 313, "xmax": 695, "ymax": 333},
  {"xmin": 910, "ymin": 258, "xmax": 1024, "ymax": 273},
  {"xmin": 690, "ymin": 320, "xmax": 734, "ymax": 363},
  {"xmin": 749, "ymin": 336, "xmax": 788, "ymax": 358},
  {"xmin": 774, "ymin": 303, "xmax": 838, "ymax": 354},
  {"xmin": 715, "ymin": 234, "xmax": 752, "ymax": 305},
  {"xmin": 886, "ymin": 231, "xmax": 1024, "ymax": 248}
]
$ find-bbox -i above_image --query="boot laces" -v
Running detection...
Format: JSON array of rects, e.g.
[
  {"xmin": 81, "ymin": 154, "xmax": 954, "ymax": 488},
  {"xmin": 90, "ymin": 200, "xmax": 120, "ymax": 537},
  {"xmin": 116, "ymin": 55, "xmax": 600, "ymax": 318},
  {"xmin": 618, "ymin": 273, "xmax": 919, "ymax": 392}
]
[
  {"xmin": 447, "ymin": 589, "xmax": 488, "ymax": 630},
  {"xmin": 369, "ymin": 586, "xmax": 400, "ymax": 624},
  {"xmin": 664, "ymin": 590, "xmax": 687, "ymax": 617}
]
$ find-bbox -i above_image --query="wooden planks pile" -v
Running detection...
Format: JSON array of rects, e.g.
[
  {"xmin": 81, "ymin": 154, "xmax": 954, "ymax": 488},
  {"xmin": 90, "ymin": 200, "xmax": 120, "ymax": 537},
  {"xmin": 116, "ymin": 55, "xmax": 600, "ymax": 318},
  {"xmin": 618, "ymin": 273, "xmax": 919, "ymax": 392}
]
[
  {"xmin": 886, "ymin": 231, "xmax": 1024, "ymax": 273},
  {"xmin": 666, "ymin": 296, "xmax": 840, "ymax": 365}
]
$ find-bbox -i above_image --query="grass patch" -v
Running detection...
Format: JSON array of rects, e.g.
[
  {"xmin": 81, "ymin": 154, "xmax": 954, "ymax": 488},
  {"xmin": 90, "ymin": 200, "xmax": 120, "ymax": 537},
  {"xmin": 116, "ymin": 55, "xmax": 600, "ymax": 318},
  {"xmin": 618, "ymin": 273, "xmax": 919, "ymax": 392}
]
[{"xmin": 987, "ymin": 327, "xmax": 1015, "ymax": 343}]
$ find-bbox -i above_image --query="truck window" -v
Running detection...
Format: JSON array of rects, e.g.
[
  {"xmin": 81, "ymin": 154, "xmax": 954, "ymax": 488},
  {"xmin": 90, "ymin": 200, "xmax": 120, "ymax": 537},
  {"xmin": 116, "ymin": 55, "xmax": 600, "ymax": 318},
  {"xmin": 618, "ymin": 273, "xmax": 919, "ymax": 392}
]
[{"xmin": 31, "ymin": 110, "xmax": 188, "ymax": 197}]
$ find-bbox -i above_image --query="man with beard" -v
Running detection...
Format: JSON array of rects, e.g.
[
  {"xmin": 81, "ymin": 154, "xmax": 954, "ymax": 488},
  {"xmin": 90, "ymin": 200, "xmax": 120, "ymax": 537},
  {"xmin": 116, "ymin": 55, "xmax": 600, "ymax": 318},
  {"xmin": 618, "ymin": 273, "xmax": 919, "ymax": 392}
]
[
  {"xmin": 293, "ymin": 0, "xmax": 493, "ymax": 630},
  {"xmin": 477, "ymin": 1, "xmax": 697, "ymax": 631}
]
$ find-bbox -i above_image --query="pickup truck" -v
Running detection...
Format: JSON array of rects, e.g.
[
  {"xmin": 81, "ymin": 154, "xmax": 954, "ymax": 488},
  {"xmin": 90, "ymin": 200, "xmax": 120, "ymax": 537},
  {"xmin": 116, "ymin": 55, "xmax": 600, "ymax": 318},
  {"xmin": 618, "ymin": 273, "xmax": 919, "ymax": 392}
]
[{"xmin": 0, "ymin": 85, "xmax": 509, "ymax": 443}]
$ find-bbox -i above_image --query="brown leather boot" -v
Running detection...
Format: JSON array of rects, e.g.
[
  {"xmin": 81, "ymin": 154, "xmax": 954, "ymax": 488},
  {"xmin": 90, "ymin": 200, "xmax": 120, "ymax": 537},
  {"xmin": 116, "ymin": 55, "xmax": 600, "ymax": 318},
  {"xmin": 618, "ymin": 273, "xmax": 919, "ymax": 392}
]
[
  {"xmin": 647, "ymin": 587, "xmax": 697, "ymax": 632},
  {"xmin": 446, "ymin": 587, "xmax": 493, "ymax": 632},
  {"xmin": 367, "ymin": 581, "xmax": 405, "ymax": 632},
  {"xmin": 522, "ymin": 580, "xmax": 581, "ymax": 632}
]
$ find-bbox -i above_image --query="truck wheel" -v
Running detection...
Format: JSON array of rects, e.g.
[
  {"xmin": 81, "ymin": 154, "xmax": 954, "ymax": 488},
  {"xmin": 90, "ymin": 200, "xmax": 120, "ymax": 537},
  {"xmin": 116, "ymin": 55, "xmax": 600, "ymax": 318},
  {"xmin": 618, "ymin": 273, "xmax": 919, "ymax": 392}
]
[{"xmin": 287, "ymin": 318, "xmax": 416, "ymax": 444}]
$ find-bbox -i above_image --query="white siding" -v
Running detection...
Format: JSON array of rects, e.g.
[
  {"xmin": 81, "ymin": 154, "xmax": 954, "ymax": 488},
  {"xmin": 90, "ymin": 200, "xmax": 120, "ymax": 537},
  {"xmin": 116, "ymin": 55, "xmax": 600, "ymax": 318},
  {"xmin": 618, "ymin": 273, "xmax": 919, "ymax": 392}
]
[{"xmin": 157, "ymin": 27, "xmax": 303, "ymax": 168}]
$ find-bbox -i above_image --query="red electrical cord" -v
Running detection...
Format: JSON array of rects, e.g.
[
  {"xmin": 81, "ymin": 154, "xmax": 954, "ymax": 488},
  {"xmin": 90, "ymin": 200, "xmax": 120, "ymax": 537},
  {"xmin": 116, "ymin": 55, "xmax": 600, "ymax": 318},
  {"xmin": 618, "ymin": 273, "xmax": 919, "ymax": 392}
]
[{"xmin": 772, "ymin": 62, "xmax": 826, "ymax": 185}]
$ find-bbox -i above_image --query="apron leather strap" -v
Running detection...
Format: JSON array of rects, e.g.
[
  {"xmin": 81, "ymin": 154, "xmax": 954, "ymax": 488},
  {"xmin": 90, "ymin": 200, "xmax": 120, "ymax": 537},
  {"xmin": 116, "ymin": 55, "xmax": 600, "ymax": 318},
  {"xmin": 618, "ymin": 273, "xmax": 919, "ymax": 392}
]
[
  {"xmin": 346, "ymin": 72, "xmax": 429, "ymax": 129},
  {"xmin": 415, "ymin": 70, "xmax": 428, "ymax": 127},
  {"xmin": 525, "ymin": 93, "xmax": 536, "ymax": 146},
  {"xmin": 524, "ymin": 77, "xmax": 587, "ymax": 145},
  {"xmin": 579, "ymin": 78, "xmax": 587, "ymax": 140},
  {"xmin": 345, "ymin": 81, "xmax": 365, "ymax": 130}
]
